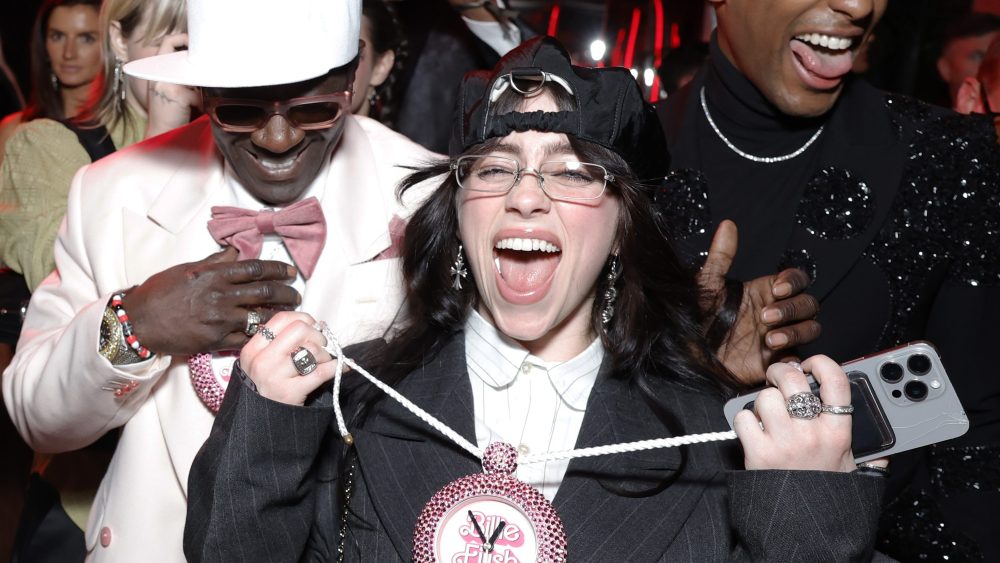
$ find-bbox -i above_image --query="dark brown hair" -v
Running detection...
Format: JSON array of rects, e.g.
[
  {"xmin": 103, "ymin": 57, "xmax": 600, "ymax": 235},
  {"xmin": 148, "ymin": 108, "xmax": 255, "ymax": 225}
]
[{"xmin": 23, "ymin": 0, "xmax": 102, "ymax": 123}]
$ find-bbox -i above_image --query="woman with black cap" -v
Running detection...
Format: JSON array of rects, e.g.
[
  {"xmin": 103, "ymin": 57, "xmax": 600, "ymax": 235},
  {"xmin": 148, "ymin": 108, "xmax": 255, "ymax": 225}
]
[{"xmin": 185, "ymin": 37, "xmax": 887, "ymax": 562}]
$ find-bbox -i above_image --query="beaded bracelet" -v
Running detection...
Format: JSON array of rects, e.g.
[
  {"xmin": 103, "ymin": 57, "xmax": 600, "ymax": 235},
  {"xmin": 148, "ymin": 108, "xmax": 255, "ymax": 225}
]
[{"xmin": 110, "ymin": 290, "xmax": 153, "ymax": 360}]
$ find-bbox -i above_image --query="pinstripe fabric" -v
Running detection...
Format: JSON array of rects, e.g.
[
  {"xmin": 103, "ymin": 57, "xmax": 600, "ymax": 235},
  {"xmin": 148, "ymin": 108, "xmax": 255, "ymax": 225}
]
[{"xmin": 185, "ymin": 334, "xmax": 890, "ymax": 562}]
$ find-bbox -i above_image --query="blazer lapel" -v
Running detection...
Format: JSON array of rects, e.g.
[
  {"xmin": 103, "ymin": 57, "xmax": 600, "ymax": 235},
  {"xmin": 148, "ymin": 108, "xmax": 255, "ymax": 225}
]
[
  {"xmin": 785, "ymin": 80, "xmax": 905, "ymax": 302},
  {"xmin": 351, "ymin": 336, "xmax": 481, "ymax": 560},
  {"xmin": 554, "ymin": 369, "xmax": 719, "ymax": 562},
  {"xmin": 122, "ymin": 120, "xmax": 225, "ymax": 284}
]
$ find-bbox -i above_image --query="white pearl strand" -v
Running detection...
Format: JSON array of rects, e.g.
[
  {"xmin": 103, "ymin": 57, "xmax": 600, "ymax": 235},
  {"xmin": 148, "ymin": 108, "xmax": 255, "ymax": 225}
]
[
  {"xmin": 323, "ymin": 330, "xmax": 737, "ymax": 465},
  {"xmin": 699, "ymin": 87, "xmax": 824, "ymax": 164}
]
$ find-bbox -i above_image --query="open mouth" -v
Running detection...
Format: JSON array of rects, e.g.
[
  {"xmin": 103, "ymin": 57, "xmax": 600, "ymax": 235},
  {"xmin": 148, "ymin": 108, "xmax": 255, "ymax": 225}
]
[
  {"xmin": 493, "ymin": 236, "xmax": 561, "ymax": 303},
  {"xmin": 790, "ymin": 33, "xmax": 857, "ymax": 90},
  {"xmin": 247, "ymin": 142, "xmax": 310, "ymax": 176}
]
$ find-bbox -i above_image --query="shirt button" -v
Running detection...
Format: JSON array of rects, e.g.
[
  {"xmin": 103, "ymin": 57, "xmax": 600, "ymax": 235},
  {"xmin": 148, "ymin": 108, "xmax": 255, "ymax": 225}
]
[
  {"xmin": 517, "ymin": 444, "xmax": 530, "ymax": 455},
  {"xmin": 100, "ymin": 526, "xmax": 112, "ymax": 547},
  {"xmin": 521, "ymin": 364, "xmax": 532, "ymax": 374}
]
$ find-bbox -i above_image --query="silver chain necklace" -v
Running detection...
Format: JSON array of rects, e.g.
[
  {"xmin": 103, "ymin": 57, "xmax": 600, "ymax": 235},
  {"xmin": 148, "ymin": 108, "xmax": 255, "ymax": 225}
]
[{"xmin": 700, "ymin": 87, "xmax": 824, "ymax": 164}]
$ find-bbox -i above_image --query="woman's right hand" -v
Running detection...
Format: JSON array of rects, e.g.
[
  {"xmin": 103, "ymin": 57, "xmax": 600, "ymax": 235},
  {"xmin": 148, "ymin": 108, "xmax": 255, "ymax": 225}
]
[
  {"xmin": 144, "ymin": 32, "xmax": 198, "ymax": 138},
  {"xmin": 239, "ymin": 311, "xmax": 340, "ymax": 406}
]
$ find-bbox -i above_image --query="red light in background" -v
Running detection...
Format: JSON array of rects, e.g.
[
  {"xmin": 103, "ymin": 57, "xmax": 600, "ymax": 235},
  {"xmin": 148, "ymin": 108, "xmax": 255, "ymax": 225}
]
[
  {"xmin": 623, "ymin": 7, "xmax": 642, "ymax": 69},
  {"xmin": 547, "ymin": 4, "xmax": 561, "ymax": 37}
]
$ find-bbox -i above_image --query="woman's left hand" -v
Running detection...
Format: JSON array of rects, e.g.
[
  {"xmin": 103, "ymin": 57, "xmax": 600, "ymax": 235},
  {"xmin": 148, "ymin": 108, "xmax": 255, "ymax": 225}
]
[
  {"xmin": 145, "ymin": 32, "xmax": 198, "ymax": 138},
  {"xmin": 733, "ymin": 355, "xmax": 856, "ymax": 473}
]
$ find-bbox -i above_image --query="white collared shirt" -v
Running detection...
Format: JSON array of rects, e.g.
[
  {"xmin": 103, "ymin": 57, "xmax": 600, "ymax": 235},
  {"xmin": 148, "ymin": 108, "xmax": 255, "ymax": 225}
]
[{"xmin": 465, "ymin": 310, "xmax": 603, "ymax": 501}]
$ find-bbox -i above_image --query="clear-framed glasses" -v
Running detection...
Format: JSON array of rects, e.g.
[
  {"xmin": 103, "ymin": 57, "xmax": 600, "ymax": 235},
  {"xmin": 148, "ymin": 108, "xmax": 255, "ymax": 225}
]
[
  {"xmin": 204, "ymin": 91, "xmax": 352, "ymax": 132},
  {"xmin": 451, "ymin": 155, "xmax": 614, "ymax": 201}
]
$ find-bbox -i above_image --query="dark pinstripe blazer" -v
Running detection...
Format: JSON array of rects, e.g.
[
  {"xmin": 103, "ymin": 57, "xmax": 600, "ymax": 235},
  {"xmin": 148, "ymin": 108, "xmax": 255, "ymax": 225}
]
[{"xmin": 185, "ymin": 335, "xmax": 888, "ymax": 562}]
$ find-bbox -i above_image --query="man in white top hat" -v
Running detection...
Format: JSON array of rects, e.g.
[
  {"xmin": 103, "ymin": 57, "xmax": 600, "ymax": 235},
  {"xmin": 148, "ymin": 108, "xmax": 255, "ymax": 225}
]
[{"xmin": 2, "ymin": 0, "xmax": 437, "ymax": 560}]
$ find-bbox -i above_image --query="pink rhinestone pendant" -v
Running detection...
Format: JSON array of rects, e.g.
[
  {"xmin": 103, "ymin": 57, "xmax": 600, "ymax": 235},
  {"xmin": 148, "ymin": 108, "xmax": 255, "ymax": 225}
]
[{"xmin": 412, "ymin": 442, "xmax": 568, "ymax": 562}]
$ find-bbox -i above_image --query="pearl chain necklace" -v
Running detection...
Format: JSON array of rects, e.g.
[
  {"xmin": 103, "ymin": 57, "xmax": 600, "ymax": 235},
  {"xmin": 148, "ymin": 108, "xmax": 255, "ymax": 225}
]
[{"xmin": 699, "ymin": 87, "xmax": 824, "ymax": 164}]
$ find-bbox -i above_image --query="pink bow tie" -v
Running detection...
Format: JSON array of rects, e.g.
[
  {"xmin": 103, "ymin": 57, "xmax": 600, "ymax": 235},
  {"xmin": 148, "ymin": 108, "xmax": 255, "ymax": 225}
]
[{"xmin": 207, "ymin": 197, "xmax": 326, "ymax": 279}]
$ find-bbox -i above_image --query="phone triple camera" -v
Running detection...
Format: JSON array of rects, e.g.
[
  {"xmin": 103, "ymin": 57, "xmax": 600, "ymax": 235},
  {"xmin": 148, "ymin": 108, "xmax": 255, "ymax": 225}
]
[{"xmin": 878, "ymin": 353, "xmax": 933, "ymax": 402}]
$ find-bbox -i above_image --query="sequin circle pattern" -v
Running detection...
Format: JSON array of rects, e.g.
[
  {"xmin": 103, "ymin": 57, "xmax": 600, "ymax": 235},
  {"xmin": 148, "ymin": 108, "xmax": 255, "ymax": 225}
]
[
  {"xmin": 795, "ymin": 167, "xmax": 874, "ymax": 240},
  {"xmin": 412, "ymin": 442, "xmax": 568, "ymax": 562}
]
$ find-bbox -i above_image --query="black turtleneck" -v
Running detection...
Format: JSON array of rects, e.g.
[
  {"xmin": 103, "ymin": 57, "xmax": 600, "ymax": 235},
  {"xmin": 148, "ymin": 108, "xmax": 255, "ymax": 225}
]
[{"xmin": 677, "ymin": 37, "xmax": 832, "ymax": 280}]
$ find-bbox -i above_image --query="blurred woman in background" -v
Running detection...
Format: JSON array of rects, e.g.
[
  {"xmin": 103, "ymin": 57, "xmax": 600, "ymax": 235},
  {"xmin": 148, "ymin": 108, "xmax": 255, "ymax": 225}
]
[
  {"xmin": 352, "ymin": 0, "xmax": 405, "ymax": 127},
  {"xmin": 0, "ymin": 0, "xmax": 103, "ymax": 158},
  {"xmin": 0, "ymin": 0, "xmax": 193, "ymax": 291}
]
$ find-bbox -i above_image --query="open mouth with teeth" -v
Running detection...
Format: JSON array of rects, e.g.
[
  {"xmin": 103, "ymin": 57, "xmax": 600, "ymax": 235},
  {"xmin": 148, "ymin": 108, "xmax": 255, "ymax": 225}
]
[
  {"xmin": 790, "ymin": 33, "xmax": 857, "ymax": 90},
  {"xmin": 493, "ymin": 237, "xmax": 562, "ymax": 303}
]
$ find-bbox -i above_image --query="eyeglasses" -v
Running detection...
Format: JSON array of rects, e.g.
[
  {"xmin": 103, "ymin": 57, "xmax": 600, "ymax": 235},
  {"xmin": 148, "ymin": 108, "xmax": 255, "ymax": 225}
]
[
  {"xmin": 204, "ymin": 91, "xmax": 352, "ymax": 132},
  {"xmin": 451, "ymin": 155, "xmax": 614, "ymax": 201}
]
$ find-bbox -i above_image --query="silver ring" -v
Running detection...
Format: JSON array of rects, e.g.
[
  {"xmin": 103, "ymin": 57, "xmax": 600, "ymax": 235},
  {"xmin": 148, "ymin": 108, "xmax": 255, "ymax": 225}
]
[
  {"xmin": 244, "ymin": 310, "xmax": 261, "ymax": 336},
  {"xmin": 259, "ymin": 326, "xmax": 276, "ymax": 342},
  {"xmin": 291, "ymin": 346, "xmax": 318, "ymax": 376},
  {"xmin": 786, "ymin": 392, "xmax": 822, "ymax": 419},
  {"xmin": 821, "ymin": 404, "xmax": 854, "ymax": 415}
]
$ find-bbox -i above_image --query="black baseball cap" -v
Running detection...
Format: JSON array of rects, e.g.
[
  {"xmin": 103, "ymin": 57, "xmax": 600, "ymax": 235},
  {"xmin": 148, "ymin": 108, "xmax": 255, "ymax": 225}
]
[{"xmin": 449, "ymin": 36, "xmax": 670, "ymax": 184}]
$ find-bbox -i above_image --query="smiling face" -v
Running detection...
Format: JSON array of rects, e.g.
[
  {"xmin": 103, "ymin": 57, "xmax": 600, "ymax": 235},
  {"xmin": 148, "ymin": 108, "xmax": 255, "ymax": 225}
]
[
  {"xmin": 456, "ymin": 94, "xmax": 620, "ymax": 361},
  {"xmin": 204, "ymin": 69, "xmax": 355, "ymax": 206},
  {"xmin": 46, "ymin": 4, "xmax": 102, "ymax": 89},
  {"xmin": 714, "ymin": 0, "xmax": 887, "ymax": 117}
]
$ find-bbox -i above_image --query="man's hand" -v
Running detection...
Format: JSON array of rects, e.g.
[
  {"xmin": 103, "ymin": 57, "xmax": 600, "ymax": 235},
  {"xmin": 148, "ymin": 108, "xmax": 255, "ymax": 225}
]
[
  {"xmin": 698, "ymin": 220, "xmax": 821, "ymax": 385},
  {"xmin": 122, "ymin": 247, "xmax": 301, "ymax": 356}
]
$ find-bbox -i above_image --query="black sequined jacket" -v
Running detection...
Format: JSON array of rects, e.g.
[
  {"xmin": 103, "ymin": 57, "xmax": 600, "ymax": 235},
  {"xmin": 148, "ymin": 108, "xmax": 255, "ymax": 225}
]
[{"xmin": 657, "ymin": 72, "xmax": 1000, "ymax": 562}]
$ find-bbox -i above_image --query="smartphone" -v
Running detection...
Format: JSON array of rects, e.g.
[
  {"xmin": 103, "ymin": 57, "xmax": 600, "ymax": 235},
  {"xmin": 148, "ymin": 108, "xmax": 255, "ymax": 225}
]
[{"xmin": 722, "ymin": 341, "xmax": 970, "ymax": 463}]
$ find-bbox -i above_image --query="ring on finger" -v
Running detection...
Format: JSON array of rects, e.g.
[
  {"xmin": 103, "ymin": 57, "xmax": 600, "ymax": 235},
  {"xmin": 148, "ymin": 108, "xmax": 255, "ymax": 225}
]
[
  {"xmin": 291, "ymin": 346, "xmax": 318, "ymax": 376},
  {"xmin": 244, "ymin": 310, "xmax": 262, "ymax": 337},
  {"xmin": 821, "ymin": 404, "xmax": 854, "ymax": 415},
  {"xmin": 786, "ymin": 392, "xmax": 822, "ymax": 419},
  {"xmin": 259, "ymin": 326, "xmax": 276, "ymax": 342}
]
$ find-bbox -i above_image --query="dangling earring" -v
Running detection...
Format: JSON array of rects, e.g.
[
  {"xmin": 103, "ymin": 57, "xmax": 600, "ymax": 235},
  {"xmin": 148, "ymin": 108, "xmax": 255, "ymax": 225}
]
[
  {"xmin": 450, "ymin": 244, "xmax": 468, "ymax": 290},
  {"xmin": 600, "ymin": 255, "xmax": 621, "ymax": 325},
  {"xmin": 50, "ymin": 70, "xmax": 59, "ymax": 91},
  {"xmin": 112, "ymin": 58, "xmax": 126, "ymax": 111}
]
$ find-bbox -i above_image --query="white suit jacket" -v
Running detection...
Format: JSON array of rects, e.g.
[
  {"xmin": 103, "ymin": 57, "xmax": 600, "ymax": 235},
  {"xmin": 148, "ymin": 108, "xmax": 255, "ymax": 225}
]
[{"xmin": 3, "ymin": 115, "xmax": 439, "ymax": 561}]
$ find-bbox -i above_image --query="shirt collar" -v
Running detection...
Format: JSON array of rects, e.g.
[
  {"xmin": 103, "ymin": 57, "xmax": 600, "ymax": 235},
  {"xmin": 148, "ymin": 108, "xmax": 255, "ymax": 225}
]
[{"xmin": 464, "ymin": 310, "xmax": 604, "ymax": 410}]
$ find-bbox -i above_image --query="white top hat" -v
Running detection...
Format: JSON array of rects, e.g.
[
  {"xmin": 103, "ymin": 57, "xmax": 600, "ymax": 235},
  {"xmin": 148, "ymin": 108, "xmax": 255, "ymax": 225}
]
[{"xmin": 124, "ymin": 0, "xmax": 361, "ymax": 88}]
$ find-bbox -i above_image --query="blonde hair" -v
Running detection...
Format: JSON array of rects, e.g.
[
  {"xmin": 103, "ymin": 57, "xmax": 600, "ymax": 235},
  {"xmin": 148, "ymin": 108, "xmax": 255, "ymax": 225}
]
[{"xmin": 84, "ymin": 0, "xmax": 186, "ymax": 133}]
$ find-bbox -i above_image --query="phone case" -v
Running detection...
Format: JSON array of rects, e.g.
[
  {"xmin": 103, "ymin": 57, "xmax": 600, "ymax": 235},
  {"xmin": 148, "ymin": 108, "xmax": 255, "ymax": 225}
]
[{"xmin": 722, "ymin": 341, "xmax": 970, "ymax": 463}]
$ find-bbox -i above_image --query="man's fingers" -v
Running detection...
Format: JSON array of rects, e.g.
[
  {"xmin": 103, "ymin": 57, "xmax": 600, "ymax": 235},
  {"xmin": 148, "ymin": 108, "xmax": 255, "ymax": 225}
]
[
  {"xmin": 700, "ymin": 220, "xmax": 738, "ymax": 289},
  {"xmin": 229, "ymin": 282, "xmax": 302, "ymax": 308},
  {"xmin": 761, "ymin": 292, "xmax": 819, "ymax": 327},
  {"xmin": 223, "ymin": 259, "xmax": 297, "ymax": 283},
  {"xmin": 765, "ymin": 320, "xmax": 822, "ymax": 350},
  {"xmin": 771, "ymin": 267, "xmax": 810, "ymax": 299}
]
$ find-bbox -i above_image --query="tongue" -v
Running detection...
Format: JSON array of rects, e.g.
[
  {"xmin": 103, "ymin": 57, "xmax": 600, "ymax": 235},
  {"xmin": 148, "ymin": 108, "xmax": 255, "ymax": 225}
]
[
  {"xmin": 497, "ymin": 250, "xmax": 559, "ymax": 293},
  {"xmin": 790, "ymin": 40, "xmax": 853, "ymax": 80}
]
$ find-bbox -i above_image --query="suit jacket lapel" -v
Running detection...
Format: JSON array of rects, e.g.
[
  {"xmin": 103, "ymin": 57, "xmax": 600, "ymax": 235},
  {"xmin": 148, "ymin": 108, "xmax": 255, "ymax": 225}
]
[
  {"xmin": 554, "ymin": 369, "xmax": 719, "ymax": 562},
  {"xmin": 785, "ymin": 80, "xmax": 905, "ymax": 302},
  {"xmin": 122, "ymin": 119, "xmax": 225, "ymax": 284},
  {"xmin": 351, "ymin": 336, "xmax": 481, "ymax": 560}
]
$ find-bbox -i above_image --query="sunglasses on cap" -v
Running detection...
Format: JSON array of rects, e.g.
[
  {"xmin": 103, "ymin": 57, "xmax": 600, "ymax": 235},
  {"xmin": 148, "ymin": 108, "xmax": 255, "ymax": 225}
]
[{"xmin": 204, "ymin": 91, "xmax": 352, "ymax": 133}]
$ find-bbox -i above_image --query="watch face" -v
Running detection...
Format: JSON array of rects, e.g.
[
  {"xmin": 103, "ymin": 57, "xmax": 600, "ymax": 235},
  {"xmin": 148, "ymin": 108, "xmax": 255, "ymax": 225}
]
[
  {"xmin": 413, "ymin": 471, "xmax": 567, "ymax": 563},
  {"xmin": 434, "ymin": 495, "xmax": 537, "ymax": 562}
]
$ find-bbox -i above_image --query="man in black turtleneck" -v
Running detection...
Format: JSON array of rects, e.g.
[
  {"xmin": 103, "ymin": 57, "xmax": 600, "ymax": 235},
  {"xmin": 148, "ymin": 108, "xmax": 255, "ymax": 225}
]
[{"xmin": 657, "ymin": 1, "xmax": 1000, "ymax": 562}]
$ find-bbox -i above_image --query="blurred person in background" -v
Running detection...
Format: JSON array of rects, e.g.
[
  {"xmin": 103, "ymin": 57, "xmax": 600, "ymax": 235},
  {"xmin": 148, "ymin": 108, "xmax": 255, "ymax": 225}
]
[
  {"xmin": 0, "ymin": 0, "xmax": 103, "ymax": 160},
  {"xmin": 394, "ymin": 0, "xmax": 536, "ymax": 153},
  {"xmin": 351, "ymin": 0, "xmax": 405, "ymax": 127},
  {"xmin": 937, "ymin": 12, "xmax": 1000, "ymax": 108},
  {"xmin": 0, "ymin": 0, "xmax": 193, "ymax": 292},
  {"xmin": 658, "ymin": 42, "xmax": 709, "ymax": 98},
  {"xmin": 954, "ymin": 33, "xmax": 1000, "ymax": 131}
]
